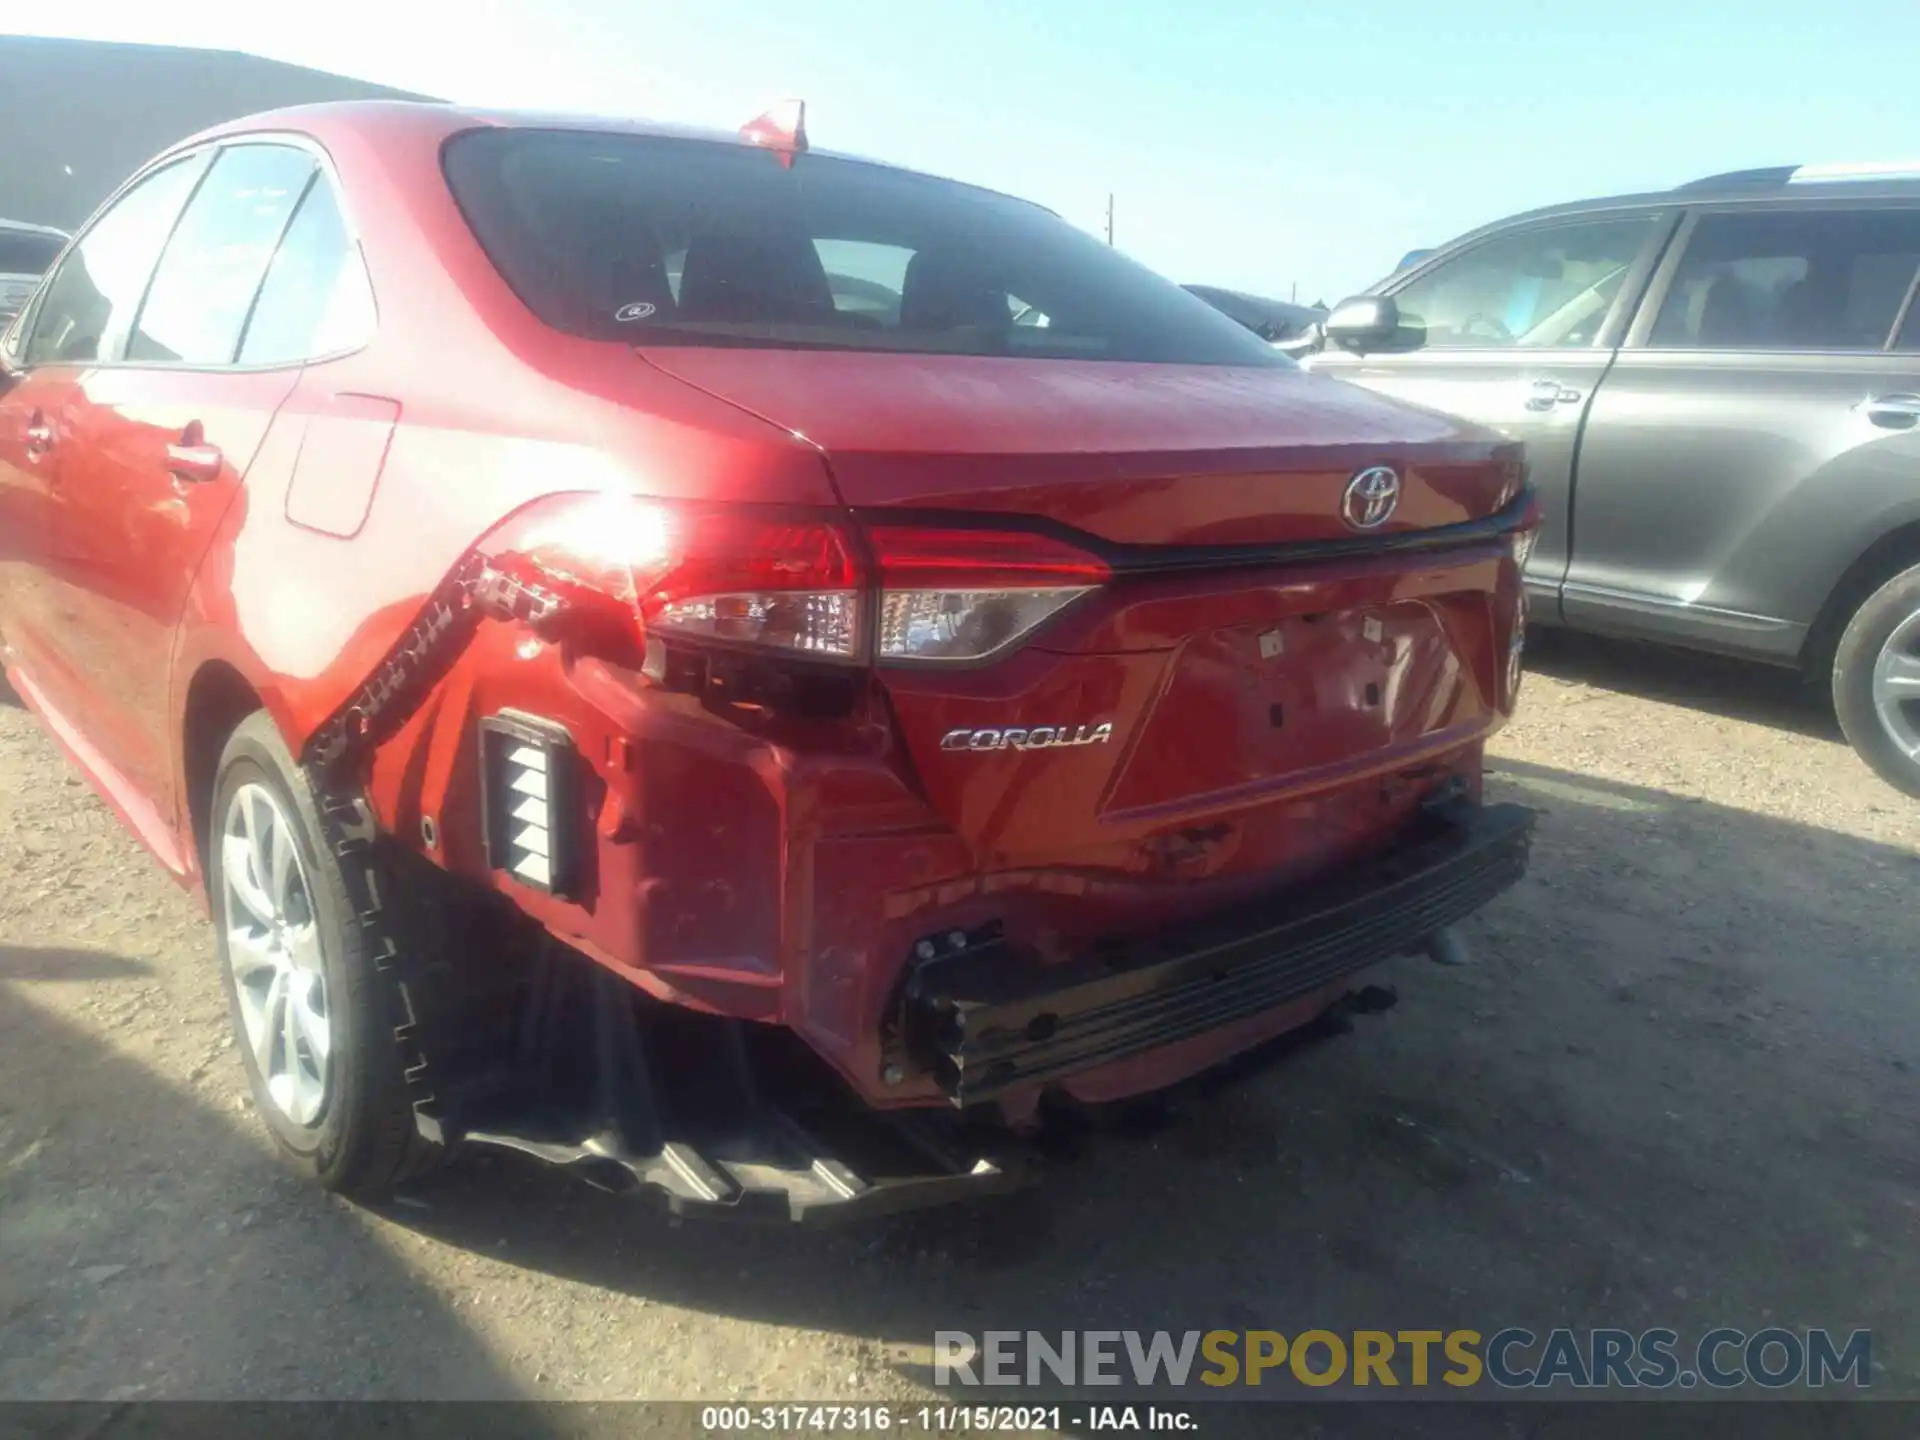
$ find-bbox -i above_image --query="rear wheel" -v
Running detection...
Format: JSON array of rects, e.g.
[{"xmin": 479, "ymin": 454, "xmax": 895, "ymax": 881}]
[
  {"xmin": 1832, "ymin": 562, "xmax": 1920, "ymax": 798},
  {"xmin": 209, "ymin": 711, "xmax": 443, "ymax": 1195}
]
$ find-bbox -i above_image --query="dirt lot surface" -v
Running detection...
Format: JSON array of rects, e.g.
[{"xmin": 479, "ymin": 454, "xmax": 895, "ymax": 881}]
[{"xmin": 1, "ymin": 631, "xmax": 1916, "ymax": 1421}]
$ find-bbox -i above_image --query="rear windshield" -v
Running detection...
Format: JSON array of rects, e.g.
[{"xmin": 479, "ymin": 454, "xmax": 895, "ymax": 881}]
[
  {"xmin": 442, "ymin": 129, "xmax": 1287, "ymax": 366},
  {"xmin": 0, "ymin": 230, "xmax": 64, "ymax": 276}
]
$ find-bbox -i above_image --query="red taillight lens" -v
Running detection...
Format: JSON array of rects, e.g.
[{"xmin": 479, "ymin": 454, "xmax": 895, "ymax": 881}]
[
  {"xmin": 478, "ymin": 499, "xmax": 1108, "ymax": 666},
  {"xmin": 485, "ymin": 495, "xmax": 861, "ymax": 659},
  {"xmin": 867, "ymin": 525, "xmax": 1109, "ymax": 663}
]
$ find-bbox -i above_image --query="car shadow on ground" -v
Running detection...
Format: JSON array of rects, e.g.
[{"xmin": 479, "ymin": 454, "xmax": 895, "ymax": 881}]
[
  {"xmin": 381, "ymin": 759, "xmax": 1920, "ymax": 1413},
  {"xmin": 1523, "ymin": 626, "xmax": 1839, "ymax": 741},
  {"xmin": 0, "ymin": 972, "xmax": 546, "ymax": 1410},
  {"xmin": 0, "ymin": 672, "xmax": 19, "ymax": 709},
  {"xmin": 0, "ymin": 944, "xmax": 151, "ymax": 982}
]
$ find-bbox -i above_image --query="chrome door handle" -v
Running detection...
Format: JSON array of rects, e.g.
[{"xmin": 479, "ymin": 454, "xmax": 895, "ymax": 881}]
[
  {"xmin": 1525, "ymin": 379, "xmax": 1583, "ymax": 411},
  {"xmin": 166, "ymin": 442, "xmax": 225, "ymax": 483},
  {"xmin": 1860, "ymin": 392, "xmax": 1920, "ymax": 429},
  {"xmin": 24, "ymin": 407, "xmax": 53, "ymax": 459}
]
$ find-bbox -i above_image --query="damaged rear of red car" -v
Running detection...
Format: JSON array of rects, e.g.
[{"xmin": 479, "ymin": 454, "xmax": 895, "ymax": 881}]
[{"xmin": 0, "ymin": 102, "xmax": 1537, "ymax": 1220}]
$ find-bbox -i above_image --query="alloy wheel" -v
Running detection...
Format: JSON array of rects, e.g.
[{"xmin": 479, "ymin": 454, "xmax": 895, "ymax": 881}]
[
  {"xmin": 1871, "ymin": 607, "xmax": 1920, "ymax": 762},
  {"xmin": 220, "ymin": 781, "xmax": 332, "ymax": 1126}
]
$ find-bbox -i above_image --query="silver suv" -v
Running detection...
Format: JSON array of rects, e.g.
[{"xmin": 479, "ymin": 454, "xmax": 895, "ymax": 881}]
[{"xmin": 1302, "ymin": 162, "xmax": 1920, "ymax": 796}]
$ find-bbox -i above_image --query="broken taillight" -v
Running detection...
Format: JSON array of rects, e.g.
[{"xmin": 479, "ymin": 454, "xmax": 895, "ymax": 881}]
[
  {"xmin": 866, "ymin": 525, "xmax": 1110, "ymax": 663},
  {"xmin": 477, "ymin": 496, "xmax": 1109, "ymax": 666},
  {"xmin": 484, "ymin": 495, "xmax": 862, "ymax": 659}
]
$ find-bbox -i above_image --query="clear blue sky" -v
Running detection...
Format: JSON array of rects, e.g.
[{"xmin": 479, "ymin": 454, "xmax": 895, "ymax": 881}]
[{"xmin": 15, "ymin": 2, "xmax": 1920, "ymax": 300}]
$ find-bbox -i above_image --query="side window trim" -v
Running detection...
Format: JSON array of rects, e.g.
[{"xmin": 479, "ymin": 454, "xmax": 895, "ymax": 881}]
[
  {"xmin": 1883, "ymin": 248, "xmax": 1920, "ymax": 353},
  {"xmin": 120, "ymin": 146, "xmax": 224, "ymax": 366},
  {"xmin": 1596, "ymin": 209, "xmax": 1685, "ymax": 350},
  {"xmin": 230, "ymin": 165, "xmax": 324, "ymax": 364},
  {"xmin": 1380, "ymin": 209, "xmax": 1674, "ymax": 353}
]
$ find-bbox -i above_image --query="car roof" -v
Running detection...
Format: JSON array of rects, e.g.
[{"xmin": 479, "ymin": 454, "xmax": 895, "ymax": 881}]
[
  {"xmin": 0, "ymin": 218, "xmax": 70, "ymax": 239},
  {"xmin": 166, "ymin": 99, "xmax": 1051, "ymax": 214},
  {"xmin": 1428, "ymin": 165, "xmax": 1920, "ymax": 256}
]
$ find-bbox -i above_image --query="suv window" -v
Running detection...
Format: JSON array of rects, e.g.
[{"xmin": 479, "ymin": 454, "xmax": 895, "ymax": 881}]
[
  {"xmin": 238, "ymin": 176, "xmax": 375, "ymax": 364},
  {"xmin": 24, "ymin": 156, "xmax": 206, "ymax": 367},
  {"xmin": 1650, "ymin": 209, "xmax": 1920, "ymax": 351},
  {"xmin": 1899, "ymin": 292, "xmax": 1920, "ymax": 351},
  {"xmin": 442, "ymin": 129, "xmax": 1284, "ymax": 366},
  {"xmin": 130, "ymin": 144, "xmax": 317, "ymax": 366},
  {"xmin": 1390, "ymin": 216, "xmax": 1659, "ymax": 349}
]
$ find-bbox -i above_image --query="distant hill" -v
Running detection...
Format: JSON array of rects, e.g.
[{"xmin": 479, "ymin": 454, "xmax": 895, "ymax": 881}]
[{"xmin": 0, "ymin": 36, "xmax": 436, "ymax": 230}]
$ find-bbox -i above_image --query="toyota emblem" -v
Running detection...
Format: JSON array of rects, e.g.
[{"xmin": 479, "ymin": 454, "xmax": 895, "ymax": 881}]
[{"xmin": 1342, "ymin": 466, "xmax": 1402, "ymax": 531}]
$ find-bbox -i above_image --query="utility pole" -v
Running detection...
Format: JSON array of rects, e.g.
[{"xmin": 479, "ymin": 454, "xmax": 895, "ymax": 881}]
[
  {"xmin": 1105, "ymin": 193, "xmax": 1114, "ymax": 246},
  {"xmin": 1291, "ymin": 282, "xmax": 1298, "ymax": 303}
]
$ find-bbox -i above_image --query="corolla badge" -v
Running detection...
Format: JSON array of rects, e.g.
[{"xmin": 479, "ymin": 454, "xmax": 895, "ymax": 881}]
[
  {"xmin": 614, "ymin": 301, "xmax": 657, "ymax": 322},
  {"xmin": 941, "ymin": 723, "xmax": 1114, "ymax": 753},
  {"xmin": 1341, "ymin": 465, "xmax": 1402, "ymax": 531}
]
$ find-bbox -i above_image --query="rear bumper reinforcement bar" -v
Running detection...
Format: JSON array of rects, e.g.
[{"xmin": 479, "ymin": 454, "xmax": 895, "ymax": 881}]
[{"xmin": 900, "ymin": 801, "xmax": 1536, "ymax": 1106}]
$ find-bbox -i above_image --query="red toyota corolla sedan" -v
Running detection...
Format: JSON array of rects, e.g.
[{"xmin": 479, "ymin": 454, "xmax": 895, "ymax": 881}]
[{"xmin": 0, "ymin": 100, "xmax": 1539, "ymax": 1219}]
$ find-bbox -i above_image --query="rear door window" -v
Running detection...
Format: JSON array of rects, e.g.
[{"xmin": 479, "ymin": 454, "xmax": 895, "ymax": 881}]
[
  {"xmin": 129, "ymin": 143, "xmax": 317, "ymax": 366},
  {"xmin": 238, "ymin": 176, "xmax": 375, "ymax": 364},
  {"xmin": 442, "ymin": 128, "xmax": 1283, "ymax": 366},
  {"xmin": 1649, "ymin": 208, "xmax": 1920, "ymax": 350},
  {"xmin": 24, "ymin": 155, "xmax": 206, "ymax": 366}
]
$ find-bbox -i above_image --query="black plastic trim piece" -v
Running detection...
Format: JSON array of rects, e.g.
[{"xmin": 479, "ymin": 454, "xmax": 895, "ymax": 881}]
[
  {"xmin": 478, "ymin": 710, "xmax": 577, "ymax": 899},
  {"xmin": 900, "ymin": 802, "xmax": 1536, "ymax": 1105},
  {"xmin": 856, "ymin": 484, "xmax": 1537, "ymax": 582}
]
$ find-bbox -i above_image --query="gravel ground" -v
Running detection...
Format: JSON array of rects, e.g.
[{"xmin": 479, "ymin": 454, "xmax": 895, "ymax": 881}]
[{"xmin": 0, "ymin": 630, "xmax": 1915, "ymax": 1417}]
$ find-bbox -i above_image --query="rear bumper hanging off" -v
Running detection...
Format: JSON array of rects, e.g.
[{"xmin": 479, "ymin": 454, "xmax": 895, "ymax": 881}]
[{"xmin": 898, "ymin": 801, "xmax": 1536, "ymax": 1105}]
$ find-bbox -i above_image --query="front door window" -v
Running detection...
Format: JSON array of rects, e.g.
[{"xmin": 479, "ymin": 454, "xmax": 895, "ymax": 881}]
[{"xmin": 1391, "ymin": 216, "xmax": 1661, "ymax": 349}]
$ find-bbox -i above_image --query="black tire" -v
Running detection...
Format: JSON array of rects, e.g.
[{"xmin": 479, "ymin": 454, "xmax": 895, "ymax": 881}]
[
  {"xmin": 1832, "ymin": 561, "xmax": 1920, "ymax": 799},
  {"xmin": 208, "ymin": 711, "xmax": 443, "ymax": 1195}
]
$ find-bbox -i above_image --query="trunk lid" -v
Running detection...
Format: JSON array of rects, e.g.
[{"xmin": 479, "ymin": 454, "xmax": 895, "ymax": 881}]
[
  {"xmin": 641, "ymin": 348, "xmax": 1529, "ymax": 866},
  {"xmin": 636, "ymin": 349, "xmax": 1519, "ymax": 544}
]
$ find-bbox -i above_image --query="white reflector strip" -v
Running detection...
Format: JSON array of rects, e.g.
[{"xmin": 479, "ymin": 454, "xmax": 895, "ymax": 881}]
[
  {"xmin": 511, "ymin": 795, "xmax": 549, "ymax": 827},
  {"xmin": 507, "ymin": 745, "xmax": 548, "ymax": 772},
  {"xmin": 511, "ymin": 851, "xmax": 551, "ymax": 887},
  {"xmin": 508, "ymin": 768, "xmax": 547, "ymax": 799},
  {"xmin": 512, "ymin": 823, "xmax": 550, "ymax": 857}
]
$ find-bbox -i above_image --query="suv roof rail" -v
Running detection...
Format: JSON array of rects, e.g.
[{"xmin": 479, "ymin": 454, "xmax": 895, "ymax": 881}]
[
  {"xmin": 1786, "ymin": 160, "xmax": 1920, "ymax": 184},
  {"xmin": 1676, "ymin": 161, "xmax": 1920, "ymax": 192},
  {"xmin": 1674, "ymin": 165, "xmax": 1799, "ymax": 192}
]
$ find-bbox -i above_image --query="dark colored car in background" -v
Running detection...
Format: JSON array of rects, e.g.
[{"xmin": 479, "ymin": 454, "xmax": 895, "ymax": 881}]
[
  {"xmin": 0, "ymin": 220, "xmax": 67, "ymax": 330},
  {"xmin": 1183, "ymin": 283, "xmax": 1325, "ymax": 345},
  {"xmin": 1304, "ymin": 162, "xmax": 1920, "ymax": 796},
  {"xmin": 0, "ymin": 100, "xmax": 1538, "ymax": 1220}
]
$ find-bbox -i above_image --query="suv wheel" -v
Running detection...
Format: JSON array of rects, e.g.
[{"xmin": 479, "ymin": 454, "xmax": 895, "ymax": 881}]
[
  {"xmin": 209, "ymin": 711, "xmax": 443, "ymax": 1195},
  {"xmin": 1832, "ymin": 562, "xmax": 1920, "ymax": 798}
]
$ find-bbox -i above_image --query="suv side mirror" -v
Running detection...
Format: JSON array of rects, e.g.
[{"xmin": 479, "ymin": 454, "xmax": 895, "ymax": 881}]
[{"xmin": 1324, "ymin": 295, "xmax": 1400, "ymax": 352}]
